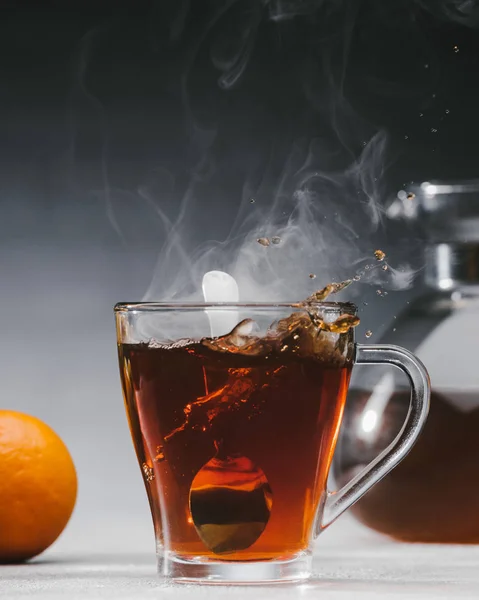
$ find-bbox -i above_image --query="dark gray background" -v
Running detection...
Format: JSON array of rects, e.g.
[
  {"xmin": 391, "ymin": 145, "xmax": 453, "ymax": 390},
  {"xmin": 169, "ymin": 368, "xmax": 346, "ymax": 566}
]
[{"xmin": 1, "ymin": 0, "xmax": 479, "ymax": 553}]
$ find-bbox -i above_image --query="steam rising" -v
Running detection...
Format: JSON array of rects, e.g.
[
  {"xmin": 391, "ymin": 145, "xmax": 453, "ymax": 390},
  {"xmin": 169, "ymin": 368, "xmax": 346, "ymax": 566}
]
[
  {"xmin": 143, "ymin": 132, "xmax": 393, "ymax": 302},
  {"xmin": 417, "ymin": 0, "xmax": 479, "ymax": 27},
  {"xmin": 68, "ymin": 0, "xmax": 478, "ymax": 304},
  {"xmin": 139, "ymin": 1, "xmax": 422, "ymax": 302}
]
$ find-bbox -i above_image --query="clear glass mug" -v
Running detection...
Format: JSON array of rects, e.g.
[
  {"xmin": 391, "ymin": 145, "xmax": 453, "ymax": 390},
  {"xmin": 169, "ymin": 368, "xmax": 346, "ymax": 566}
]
[{"xmin": 115, "ymin": 302, "xmax": 430, "ymax": 584}]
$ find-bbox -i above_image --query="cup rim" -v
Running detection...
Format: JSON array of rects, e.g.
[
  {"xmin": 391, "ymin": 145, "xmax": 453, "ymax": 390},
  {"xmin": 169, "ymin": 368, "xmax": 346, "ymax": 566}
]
[{"xmin": 114, "ymin": 301, "xmax": 357, "ymax": 314}]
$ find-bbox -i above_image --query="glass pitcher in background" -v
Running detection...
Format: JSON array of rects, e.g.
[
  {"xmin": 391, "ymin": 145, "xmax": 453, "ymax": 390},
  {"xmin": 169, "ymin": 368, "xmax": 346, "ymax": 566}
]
[{"xmin": 334, "ymin": 179, "xmax": 479, "ymax": 543}]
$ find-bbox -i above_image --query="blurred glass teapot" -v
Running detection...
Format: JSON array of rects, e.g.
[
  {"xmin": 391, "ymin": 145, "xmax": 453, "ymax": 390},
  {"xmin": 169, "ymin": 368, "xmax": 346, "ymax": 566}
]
[{"xmin": 334, "ymin": 179, "xmax": 479, "ymax": 543}]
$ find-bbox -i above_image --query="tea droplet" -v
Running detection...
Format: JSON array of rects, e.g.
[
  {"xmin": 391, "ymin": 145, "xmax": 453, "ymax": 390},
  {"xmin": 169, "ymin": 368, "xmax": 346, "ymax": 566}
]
[
  {"xmin": 453, "ymin": 45, "xmax": 459, "ymax": 53},
  {"xmin": 404, "ymin": 135, "xmax": 409, "ymax": 140},
  {"xmin": 407, "ymin": 192, "xmax": 415, "ymax": 200},
  {"xmin": 365, "ymin": 330, "xmax": 372, "ymax": 338},
  {"xmin": 303, "ymin": 279, "xmax": 352, "ymax": 304},
  {"xmin": 382, "ymin": 264, "xmax": 388, "ymax": 271},
  {"xmin": 419, "ymin": 113, "xmax": 424, "ymax": 117},
  {"xmin": 376, "ymin": 289, "xmax": 383, "ymax": 296},
  {"xmin": 393, "ymin": 328, "xmax": 397, "ymax": 332},
  {"xmin": 363, "ymin": 302, "xmax": 368, "ymax": 306},
  {"xmin": 374, "ymin": 249, "xmax": 386, "ymax": 261},
  {"xmin": 331, "ymin": 279, "xmax": 352, "ymax": 293},
  {"xmin": 445, "ymin": 109, "xmax": 450, "ymax": 114},
  {"xmin": 424, "ymin": 64, "xmax": 429, "ymax": 69},
  {"xmin": 326, "ymin": 314, "xmax": 360, "ymax": 334},
  {"xmin": 280, "ymin": 344, "xmax": 289, "ymax": 352},
  {"xmin": 250, "ymin": 198, "xmax": 255, "ymax": 204},
  {"xmin": 154, "ymin": 446, "xmax": 165, "ymax": 462},
  {"xmin": 257, "ymin": 237, "xmax": 270, "ymax": 247},
  {"xmin": 353, "ymin": 275, "xmax": 361, "ymax": 281},
  {"xmin": 309, "ymin": 273, "xmax": 316, "ymax": 279},
  {"xmin": 431, "ymin": 128, "xmax": 438, "ymax": 133},
  {"xmin": 271, "ymin": 236, "xmax": 281, "ymax": 245},
  {"xmin": 142, "ymin": 463, "xmax": 155, "ymax": 482}
]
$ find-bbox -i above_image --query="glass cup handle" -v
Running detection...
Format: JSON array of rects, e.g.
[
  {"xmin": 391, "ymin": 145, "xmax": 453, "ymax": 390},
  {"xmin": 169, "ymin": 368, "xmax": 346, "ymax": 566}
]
[{"xmin": 321, "ymin": 343, "xmax": 431, "ymax": 530}]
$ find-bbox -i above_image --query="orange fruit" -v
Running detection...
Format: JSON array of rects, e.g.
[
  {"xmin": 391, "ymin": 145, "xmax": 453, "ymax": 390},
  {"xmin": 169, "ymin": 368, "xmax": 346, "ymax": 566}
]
[{"xmin": 0, "ymin": 410, "xmax": 77, "ymax": 562}]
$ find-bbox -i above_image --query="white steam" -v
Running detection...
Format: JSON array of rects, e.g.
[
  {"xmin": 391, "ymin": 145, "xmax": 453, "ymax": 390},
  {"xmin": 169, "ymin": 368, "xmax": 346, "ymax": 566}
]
[
  {"xmin": 66, "ymin": 1, "xmax": 445, "ymax": 306},
  {"xmin": 143, "ymin": 131, "xmax": 398, "ymax": 303}
]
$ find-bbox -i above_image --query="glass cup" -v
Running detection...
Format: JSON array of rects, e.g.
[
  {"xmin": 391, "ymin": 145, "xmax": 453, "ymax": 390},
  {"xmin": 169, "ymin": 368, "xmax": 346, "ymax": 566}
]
[{"xmin": 115, "ymin": 302, "xmax": 430, "ymax": 584}]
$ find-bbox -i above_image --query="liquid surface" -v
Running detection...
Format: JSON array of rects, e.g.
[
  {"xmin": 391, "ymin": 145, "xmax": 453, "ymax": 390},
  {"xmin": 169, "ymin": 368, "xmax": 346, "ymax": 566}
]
[{"xmin": 119, "ymin": 314, "xmax": 352, "ymax": 560}]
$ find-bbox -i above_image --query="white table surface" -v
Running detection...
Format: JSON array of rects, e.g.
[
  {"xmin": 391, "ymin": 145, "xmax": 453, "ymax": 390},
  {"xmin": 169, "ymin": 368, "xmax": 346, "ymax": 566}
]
[{"xmin": 2, "ymin": 516, "xmax": 479, "ymax": 600}]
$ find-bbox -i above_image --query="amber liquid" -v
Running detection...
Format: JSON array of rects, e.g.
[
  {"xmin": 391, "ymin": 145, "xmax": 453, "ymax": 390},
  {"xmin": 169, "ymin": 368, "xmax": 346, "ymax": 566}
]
[
  {"xmin": 119, "ymin": 341, "xmax": 350, "ymax": 560},
  {"xmin": 335, "ymin": 389, "xmax": 479, "ymax": 543}
]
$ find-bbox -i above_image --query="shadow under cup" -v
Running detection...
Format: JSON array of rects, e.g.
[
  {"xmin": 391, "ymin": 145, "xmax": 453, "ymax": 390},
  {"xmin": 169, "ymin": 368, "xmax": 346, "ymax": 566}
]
[{"xmin": 115, "ymin": 302, "xmax": 429, "ymax": 584}]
